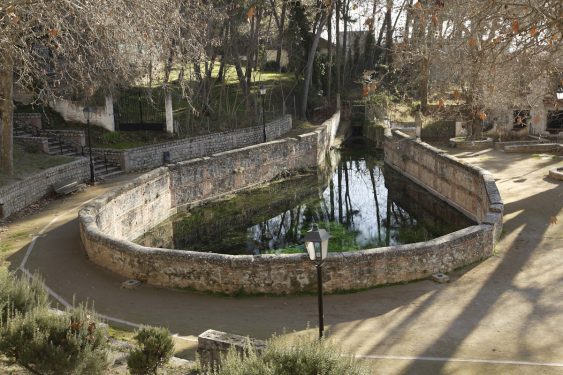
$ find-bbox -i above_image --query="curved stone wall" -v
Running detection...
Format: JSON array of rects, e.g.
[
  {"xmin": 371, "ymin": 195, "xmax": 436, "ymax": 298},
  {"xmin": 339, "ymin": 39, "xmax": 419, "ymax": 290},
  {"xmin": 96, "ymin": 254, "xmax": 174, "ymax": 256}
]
[{"xmin": 79, "ymin": 118, "xmax": 503, "ymax": 295}]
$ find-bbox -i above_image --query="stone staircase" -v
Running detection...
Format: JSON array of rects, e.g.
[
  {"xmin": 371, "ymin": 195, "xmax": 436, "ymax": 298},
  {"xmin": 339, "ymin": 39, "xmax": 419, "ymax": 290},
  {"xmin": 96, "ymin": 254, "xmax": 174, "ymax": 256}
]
[{"xmin": 14, "ymin": 126, "xmax": 124, "ymax": 181}]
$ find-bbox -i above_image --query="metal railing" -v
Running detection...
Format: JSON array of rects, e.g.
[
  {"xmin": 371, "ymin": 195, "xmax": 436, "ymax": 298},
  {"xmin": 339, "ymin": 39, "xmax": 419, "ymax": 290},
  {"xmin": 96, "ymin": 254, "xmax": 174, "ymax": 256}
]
[{"xmin": 15, "ymin": 123, "xmax": 117, "ymax": 174}]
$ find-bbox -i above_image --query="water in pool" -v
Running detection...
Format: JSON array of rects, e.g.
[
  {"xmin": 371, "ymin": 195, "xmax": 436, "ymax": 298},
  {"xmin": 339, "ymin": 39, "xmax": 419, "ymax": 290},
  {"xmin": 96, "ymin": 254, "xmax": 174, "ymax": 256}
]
[{"xmin": 136, "ymin": 142, "xmax": 474, "ymax": 255}]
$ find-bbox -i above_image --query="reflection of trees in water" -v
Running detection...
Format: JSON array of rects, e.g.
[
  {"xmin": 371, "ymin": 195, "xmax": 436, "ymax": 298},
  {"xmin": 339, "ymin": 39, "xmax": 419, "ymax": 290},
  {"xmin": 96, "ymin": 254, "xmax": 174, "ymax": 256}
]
[
  {"xmin": 138, "ymin": 148, "xmax": 469, "ymax": 254},
  {"xmin": 249, "ymin": 155, "xmax": 396, "ymax": 252}
]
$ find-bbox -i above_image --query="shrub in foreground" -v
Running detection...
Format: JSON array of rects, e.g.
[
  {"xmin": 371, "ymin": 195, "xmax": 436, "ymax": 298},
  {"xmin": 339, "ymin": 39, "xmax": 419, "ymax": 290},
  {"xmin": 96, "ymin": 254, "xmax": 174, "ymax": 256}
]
[
  {"xmin": 209, "ymin": 334, "xmax": 369, "ymax": 375},
  {"xmin": 0, "ymin": 305, "xmax": 109, "ymax": 375},
  {"xmin": 0, "ymin": 268, "xmax": 49, "ymax": 321},
  {"xmin": 127, "ymin": 326, "xmax": 175, "ymax": 375}
]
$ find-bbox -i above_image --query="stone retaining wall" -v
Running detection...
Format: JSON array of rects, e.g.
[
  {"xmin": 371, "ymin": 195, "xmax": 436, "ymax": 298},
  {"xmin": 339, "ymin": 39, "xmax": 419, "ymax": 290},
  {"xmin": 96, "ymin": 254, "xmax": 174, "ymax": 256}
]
[
  {"xmin": 14, "ymin": 136, "xmax": 50, "ymax": 154},
  {"xmin": 95, "ymin": 116, "xmax": 293, "ymax": 172},
  {"xmin": 79, "ymin": 115, "xmax": 503, "ymax": 294},
  {"xmin": 14, "ymin": 113, "xmax": 42, "ymax": 129},
  {"xmin": 0, "ymin": 159, "xmax": 89, "ymax": 219},
  {"xmin": 384, "ymin": 130, "xmax": 503, "ymax": 240}
]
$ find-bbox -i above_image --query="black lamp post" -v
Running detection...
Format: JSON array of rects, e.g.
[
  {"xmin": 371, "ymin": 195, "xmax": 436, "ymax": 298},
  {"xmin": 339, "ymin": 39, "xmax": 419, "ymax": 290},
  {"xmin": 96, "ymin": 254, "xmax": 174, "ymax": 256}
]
[
  {"xmin": 259, "ymin": 84, "xmax": 267, "ymax": 142},
  {"xmin": 83, "ymin": 106, "xmax": 95, "ymax": 183},
  {"xmin": 304, "ymin": 223, "xmax": 330, "ymax": 339}
]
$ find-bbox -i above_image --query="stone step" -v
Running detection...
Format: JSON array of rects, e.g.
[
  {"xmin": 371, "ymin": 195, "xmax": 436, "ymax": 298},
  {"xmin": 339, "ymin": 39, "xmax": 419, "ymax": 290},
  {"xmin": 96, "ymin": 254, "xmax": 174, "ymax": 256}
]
[
  {"xmin": 95, "ymin": 165, "xmax": 119, "ymax": 174},
  {"xmin": 97, "ymin": 170, "xmax": 124, "ymax": 180},
  {"xmin": 48, "ymin": 148, "xmax": 76, "ymax": 155}
]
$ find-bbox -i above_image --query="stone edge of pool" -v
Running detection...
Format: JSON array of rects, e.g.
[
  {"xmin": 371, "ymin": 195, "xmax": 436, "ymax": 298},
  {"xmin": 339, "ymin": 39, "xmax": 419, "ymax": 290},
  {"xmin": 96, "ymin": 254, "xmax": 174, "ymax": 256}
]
[{"xmin": 79, "ymin": 115, "xmax": 504, "ymax": 295}]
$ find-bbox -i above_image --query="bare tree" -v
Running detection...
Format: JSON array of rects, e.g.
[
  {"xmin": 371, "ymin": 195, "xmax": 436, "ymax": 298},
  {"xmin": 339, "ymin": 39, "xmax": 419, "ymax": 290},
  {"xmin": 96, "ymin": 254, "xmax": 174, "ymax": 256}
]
[
  {"xmin": 0, "ymin": 0, "xmax": 211, "ymax": 174},
  {"xmin": 393, "ymin": 0, "xmax": 561, "ymax": 138}
]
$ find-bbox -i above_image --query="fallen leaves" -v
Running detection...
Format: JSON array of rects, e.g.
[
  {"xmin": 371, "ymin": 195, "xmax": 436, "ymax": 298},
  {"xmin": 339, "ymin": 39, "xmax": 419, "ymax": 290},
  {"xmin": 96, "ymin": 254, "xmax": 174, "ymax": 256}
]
[
  {"xmin": 511, "ymin": 19, "xmax": 519, "ymax": 33},
  {"xmin": 246, "ymin": 6, "xmax": 255, "ymax": 22}
]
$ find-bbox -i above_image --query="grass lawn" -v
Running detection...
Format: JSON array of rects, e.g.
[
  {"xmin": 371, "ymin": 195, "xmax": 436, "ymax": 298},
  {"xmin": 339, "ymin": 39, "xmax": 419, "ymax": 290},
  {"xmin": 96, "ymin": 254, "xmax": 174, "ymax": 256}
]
[
  {"xmin": 16, "ymin": 67, "xmax": 299, "ymax": 150},
  {"xmin": 0, "ymin": 144, "xmax": 76, "ymax": 187}
]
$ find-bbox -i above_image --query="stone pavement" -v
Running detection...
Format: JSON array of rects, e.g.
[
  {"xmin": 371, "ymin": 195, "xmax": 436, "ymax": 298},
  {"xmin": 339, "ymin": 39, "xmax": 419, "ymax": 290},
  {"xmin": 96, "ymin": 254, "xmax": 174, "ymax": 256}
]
[{"xmin": 3, "ymin": 149, "xmax": 563, "ymax": 374}]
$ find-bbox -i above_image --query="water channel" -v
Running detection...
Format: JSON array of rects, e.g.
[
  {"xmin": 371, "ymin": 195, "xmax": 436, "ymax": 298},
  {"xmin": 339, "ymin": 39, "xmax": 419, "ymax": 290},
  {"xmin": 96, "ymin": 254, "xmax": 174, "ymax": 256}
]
[{"xmin": 136, "ymin": 140, "xmax": 474, "ymax": 255}]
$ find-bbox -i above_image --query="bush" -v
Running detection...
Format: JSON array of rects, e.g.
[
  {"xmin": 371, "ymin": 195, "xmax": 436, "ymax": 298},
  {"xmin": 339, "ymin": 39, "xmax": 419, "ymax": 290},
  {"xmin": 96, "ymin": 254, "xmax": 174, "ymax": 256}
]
[
  {"xmin": 262, "ymin": 60, "xmax": 280, "ymax": 72},
  {"xmin": 0, "ymin": 305, "xmax": 109, "ymax": 375},
  {"xmin": 0, "ymin": 268, "xmax": 49, "ymax": 322},
  {"xmin": 209, "ymin": 334, "xmax": 369, "ymax": 375},
  {"xmin": 127, "ymin": 326, "xmax": 175, "ymax": 375}
]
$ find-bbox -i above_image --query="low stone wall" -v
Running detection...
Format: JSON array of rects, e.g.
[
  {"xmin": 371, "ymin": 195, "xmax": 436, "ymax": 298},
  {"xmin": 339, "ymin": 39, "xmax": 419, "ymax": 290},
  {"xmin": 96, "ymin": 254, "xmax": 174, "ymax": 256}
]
[
  {"xmin": 384, "ymin": 130, "xmax": 503, "ymax": 240},
  {"xmin": 504, "ymin": 143, "xmax": 562, "ymax": 154},
  {"xmin": 0, "ymin": 159, "xmax": 90, "ymax": 219},
  {"xmin": 197, "ymin": 330, "xmax": 267, "ymax": 370},
  {"xmin": 79, "ymin": 115, "xmax": 503, "ymax": 294},
  {"xmin": 92, "ymin": 115, "xmax": 293, "ymax": 172},
  {"xmin": 14, "ymin": 136, "xmax": 50, "ymax": 154},
  {"xmin": 493, "ymin": 139, "xmax": 546, "ymax": 150},
  {"xmin": 14, "ymin": 113, "xmax": 42, "ymax": 130}
]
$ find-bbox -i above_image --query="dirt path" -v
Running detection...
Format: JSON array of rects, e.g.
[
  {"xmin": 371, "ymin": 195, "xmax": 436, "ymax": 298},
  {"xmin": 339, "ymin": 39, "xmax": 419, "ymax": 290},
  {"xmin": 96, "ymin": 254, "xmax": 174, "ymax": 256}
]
[{"xmin": 3, "ymin": 149, "xmax": 562, "ymax": 374}]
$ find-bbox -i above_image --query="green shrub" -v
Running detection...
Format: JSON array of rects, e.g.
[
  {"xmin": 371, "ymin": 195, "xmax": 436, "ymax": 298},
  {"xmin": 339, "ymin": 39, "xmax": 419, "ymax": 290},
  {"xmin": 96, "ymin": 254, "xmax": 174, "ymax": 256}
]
[
  {"xmin": 209, "ymin": 334, "xmax": 369, "ymax": 375},
  {"xmin": 0, "ymin": 305, "xmax": 109, "ymax": 375},
  {"xmin": 127, "ymin": 326, "xmax": 175, "ymax": 375},
  {"xmin": 0, "ymin": 268, "xmax": 49, "ymax": 322}
]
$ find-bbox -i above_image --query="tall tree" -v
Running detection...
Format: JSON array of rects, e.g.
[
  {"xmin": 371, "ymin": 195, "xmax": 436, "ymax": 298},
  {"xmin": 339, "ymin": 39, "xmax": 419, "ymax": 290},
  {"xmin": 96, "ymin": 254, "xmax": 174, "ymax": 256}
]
[
  {"xmin": 300, "ymin": 0, "xmax": 333, "ymax": 119},
  {"xmin": 0, "ymin": 0, "xmax": 210, "ymax": 174}
]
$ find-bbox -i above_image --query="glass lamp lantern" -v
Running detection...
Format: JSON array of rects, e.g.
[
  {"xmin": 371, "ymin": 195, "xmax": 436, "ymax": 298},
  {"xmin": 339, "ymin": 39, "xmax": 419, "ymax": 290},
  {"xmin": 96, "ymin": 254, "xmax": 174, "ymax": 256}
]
[
  {"xmin": 83, "ymin": 106, "xmax": 93, "ymax": 121},
  {"xmin": 304, "ymin": 223, "xmax": 330, "ymax": 262}
]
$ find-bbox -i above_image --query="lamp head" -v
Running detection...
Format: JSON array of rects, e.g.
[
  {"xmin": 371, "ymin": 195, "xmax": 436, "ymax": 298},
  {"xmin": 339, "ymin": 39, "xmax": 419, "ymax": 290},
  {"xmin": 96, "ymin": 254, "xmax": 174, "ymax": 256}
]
[
  {"xmin": 304, "ymin": 223, "xmax": 330, "ymax": 262},
  {"xmin": 83, "ymin": 106, "xmax": 93, "ymax": 121}
]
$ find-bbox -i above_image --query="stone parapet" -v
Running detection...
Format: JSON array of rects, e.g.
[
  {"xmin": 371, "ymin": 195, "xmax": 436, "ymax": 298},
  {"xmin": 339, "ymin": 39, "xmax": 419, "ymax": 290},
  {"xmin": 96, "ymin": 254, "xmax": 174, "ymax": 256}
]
[
  {"xmin": 79, "ymin": 112, "xmax": 502, "ymax": 294},
  {"xmin": 384, "ymin": 130, "xmax": 503, "ymax": 241},
  {"xmin": 0, "ymin": 158, "xmax": 89, "ymax": 219}
]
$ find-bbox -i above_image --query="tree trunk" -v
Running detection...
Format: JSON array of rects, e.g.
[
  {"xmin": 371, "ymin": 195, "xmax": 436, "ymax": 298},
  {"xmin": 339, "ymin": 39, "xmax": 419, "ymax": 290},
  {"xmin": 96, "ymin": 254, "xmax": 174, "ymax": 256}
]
[
  {"xmin": 419, "ymin": 56, "xmax": 429, "ymax": 112},
  {"xmin": 404, "ymin": 0, "xmax": 413, "ymax": 43},
  {"xmin": 327, "ymin": 8, "xmax": 333, "ymax": 98},
  {"xmin": 276, "ymin": 1, "xmax": 287, "ymax": 71},
  {"xmin": 335, "ymin": 0, "xmax": 341, "ymax": 94},
  {"xmin": 0, "ymin": 55, "xmax": 14, "ymax": 175},
  {"xmin": 384, "ymin": 0, "xmax": 393, "ymax": 65},
  {"xmin": 342, "ymin": 1, "xmax": 349, "ymax": 84},
  {"xmin": 300, "ymin": 12, "xmax": 327, "ymax": 119}
]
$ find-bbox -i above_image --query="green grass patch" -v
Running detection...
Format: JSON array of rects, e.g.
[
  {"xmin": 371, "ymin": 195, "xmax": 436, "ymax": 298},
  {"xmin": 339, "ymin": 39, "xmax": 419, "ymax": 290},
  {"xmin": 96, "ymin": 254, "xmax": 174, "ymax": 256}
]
[
  {"xmin": 0, "ymin": 144, "xmax": 75, "ymax": 187},
  {"xmin": 8, "ymin": 231, "xmax": 28, "ymax": 240},
  {"xmin": 0, "ymin": 243, "xmax": 12, "ymax": 253}
]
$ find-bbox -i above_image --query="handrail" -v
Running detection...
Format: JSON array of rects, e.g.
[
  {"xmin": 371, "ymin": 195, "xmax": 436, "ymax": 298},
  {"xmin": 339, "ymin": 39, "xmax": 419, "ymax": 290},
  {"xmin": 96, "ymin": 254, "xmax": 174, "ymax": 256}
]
[{"xmin": 15, "ymin": 123, "xmax": 118, "ymax": 173}]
